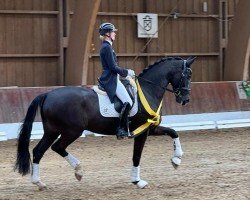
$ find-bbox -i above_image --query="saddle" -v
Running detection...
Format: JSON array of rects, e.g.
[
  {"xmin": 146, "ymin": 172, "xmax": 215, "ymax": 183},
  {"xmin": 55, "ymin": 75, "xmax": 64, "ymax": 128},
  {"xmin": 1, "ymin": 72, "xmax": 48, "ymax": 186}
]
[{"xmin": 94, "ymin": 77, "xmax": 137, "ymax": 113}]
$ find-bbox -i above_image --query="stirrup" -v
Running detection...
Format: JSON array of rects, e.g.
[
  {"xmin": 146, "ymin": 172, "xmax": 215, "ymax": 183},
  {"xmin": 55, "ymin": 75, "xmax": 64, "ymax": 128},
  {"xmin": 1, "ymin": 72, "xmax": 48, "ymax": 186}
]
[{"xmin": 116, "ymin": 128, "xmax": 129, "ymax": 140}]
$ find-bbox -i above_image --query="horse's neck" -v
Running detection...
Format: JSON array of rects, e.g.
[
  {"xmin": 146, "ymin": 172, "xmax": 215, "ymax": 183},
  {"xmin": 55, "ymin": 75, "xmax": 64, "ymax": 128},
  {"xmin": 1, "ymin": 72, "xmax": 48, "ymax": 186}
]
[{"xmin": 139, "ymin": 73, "xmax": 169, "ymax": 112}]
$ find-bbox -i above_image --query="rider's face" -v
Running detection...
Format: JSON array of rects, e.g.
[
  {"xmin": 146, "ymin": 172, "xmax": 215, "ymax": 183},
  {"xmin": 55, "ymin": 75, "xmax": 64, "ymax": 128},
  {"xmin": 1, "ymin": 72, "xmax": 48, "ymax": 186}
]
[{"xmin": 109, "ymin": 31, "xmax": 116, "ymax": 41}]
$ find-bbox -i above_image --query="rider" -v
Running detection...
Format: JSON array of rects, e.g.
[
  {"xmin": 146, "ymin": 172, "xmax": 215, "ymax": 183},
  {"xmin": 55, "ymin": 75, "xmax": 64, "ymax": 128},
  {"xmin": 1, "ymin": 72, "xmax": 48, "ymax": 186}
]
[{"xmin": 98, "ymin": 22, "xmax": 135, "ymax": 139}]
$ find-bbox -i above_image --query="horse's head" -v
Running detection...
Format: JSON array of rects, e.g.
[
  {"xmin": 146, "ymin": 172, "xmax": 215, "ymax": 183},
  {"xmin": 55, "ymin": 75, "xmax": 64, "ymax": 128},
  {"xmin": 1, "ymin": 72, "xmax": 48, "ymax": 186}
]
[
  {"xmin": 137, "ymin": 56, "xmax": 196, "ymax": 108},
  {"xmin": 169, "ymin": 56, "xmax": 196, "ymax": 105}
]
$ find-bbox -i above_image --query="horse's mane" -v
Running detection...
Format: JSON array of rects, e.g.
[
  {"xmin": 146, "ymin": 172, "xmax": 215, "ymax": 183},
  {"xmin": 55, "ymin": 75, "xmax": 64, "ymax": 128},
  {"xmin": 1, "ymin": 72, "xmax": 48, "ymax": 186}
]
[{"xmin": 138, "ymin": 57, "xmax": 183, "ymax": 77}]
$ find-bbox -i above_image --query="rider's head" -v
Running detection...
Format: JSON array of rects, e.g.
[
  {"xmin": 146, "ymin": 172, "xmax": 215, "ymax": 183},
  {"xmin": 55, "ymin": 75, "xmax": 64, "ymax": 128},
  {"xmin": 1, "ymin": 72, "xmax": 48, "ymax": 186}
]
[{"xmin": 99, "ymin": 22, "xmax": 117, "ymax": 42}]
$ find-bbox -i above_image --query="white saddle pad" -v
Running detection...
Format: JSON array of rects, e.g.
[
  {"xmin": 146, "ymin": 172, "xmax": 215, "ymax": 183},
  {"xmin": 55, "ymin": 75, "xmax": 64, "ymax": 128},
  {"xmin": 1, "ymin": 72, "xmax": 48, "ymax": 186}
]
[{"xmin": 93, "ymin": 86, "xmax": 138, "ymax": 118}]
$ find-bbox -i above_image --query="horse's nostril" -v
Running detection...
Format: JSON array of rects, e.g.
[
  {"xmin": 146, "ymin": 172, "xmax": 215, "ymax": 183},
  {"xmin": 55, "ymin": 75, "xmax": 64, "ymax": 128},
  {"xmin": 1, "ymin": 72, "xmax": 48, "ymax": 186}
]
[{"xmin": 182, "ymin": 99, "xmax": 189, "ymax": 105}]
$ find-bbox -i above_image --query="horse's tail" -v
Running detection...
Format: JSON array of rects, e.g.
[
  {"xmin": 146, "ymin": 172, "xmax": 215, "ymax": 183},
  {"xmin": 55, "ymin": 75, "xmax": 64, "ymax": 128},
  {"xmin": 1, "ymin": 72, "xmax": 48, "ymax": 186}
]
[{"xmin": 14, "ymin": 93, "xmax": 47, "ymax": 176}]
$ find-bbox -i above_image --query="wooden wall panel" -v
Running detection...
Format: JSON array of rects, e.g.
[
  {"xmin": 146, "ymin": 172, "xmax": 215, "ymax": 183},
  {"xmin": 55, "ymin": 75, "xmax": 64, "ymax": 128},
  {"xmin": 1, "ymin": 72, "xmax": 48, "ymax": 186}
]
[
  {"xmin": 0, "ymin": 15, "xmax": 58, "ymax": 54},
  {"xmin": 0, "ymin": 58, "xmax": 58, "ymax": 86},
  {"xmin": 0, "ymin": 0, "xmax": 241, "ymax": 87},
  {"xmin": 0, "ymin": 0, "xmax": 59, "ymax": 87},
  {"xmin": 146, "ymin": 0, "xmax": 219, "ymax": 14},
  {"xmin": 87, "ymin": 0, "xmax": 232, "ymax": 85},
  {"xmin": 228, "ymin": 0, "xmax": 239, "ymax": 15},
  {"xmin": 66, "ymin": 0, "xmax": 240, "ymax": 84},
  {"xmin": 145, "ymin": 18, "xmax": 219, "ymax": 53},
  {"xmin": 100, "ymin": 0, "xmax": 144, "ymax": 13},
  {"xmin": 0, "ymin": 0, "xmax": 57, "ymax": 10}
]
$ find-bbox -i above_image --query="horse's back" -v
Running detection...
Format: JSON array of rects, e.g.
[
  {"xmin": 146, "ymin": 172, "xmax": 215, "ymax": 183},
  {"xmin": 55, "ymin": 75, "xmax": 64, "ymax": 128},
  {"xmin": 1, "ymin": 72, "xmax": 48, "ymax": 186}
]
[
  {"xmin": 48, "ymin": 86, "xmax": 92, "ymax": 96},
  {"xmin": 42, "ymin": 86, "xmax": 98, "ymax": 129},
  {"xmin": 47, "ymin": 86, "xmax": 96, "ymax": 102}
]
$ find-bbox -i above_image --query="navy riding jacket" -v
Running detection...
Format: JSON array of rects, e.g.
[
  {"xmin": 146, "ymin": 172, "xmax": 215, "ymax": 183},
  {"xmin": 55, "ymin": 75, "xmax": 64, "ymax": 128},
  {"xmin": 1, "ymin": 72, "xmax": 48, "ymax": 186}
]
[{"xmin": 99, "ymin": 40, "xmax": 128, "ymax": 103}]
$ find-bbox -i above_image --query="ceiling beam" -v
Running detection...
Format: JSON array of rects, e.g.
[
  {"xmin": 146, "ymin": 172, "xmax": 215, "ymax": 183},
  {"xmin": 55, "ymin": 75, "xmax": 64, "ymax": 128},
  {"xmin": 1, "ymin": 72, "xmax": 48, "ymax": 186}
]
[{"xmin": 65, "ymin": 0, "xmax": 101, "ymax": 85}]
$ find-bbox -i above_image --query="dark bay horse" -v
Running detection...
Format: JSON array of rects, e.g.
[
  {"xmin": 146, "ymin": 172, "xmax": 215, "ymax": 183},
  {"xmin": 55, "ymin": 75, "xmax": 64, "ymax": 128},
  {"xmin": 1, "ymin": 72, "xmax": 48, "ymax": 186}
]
[{"xmin": 15, "ymin": 56, "xmax": 195, "ymax": 190}]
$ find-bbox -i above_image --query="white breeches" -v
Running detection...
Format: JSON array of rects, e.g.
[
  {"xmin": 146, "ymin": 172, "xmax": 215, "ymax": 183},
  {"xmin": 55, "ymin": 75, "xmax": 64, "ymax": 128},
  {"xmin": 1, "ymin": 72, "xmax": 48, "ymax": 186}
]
[{"xmin": 116, "ymin": 77, "xmax": 133, "ymax": 107}]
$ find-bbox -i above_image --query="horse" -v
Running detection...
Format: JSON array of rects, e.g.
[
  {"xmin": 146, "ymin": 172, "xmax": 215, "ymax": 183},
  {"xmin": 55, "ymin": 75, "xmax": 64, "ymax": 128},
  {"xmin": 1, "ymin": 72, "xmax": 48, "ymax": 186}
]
[{"xmin": 14, "ymin": 56, "xmax": 195, "ymax": 190}]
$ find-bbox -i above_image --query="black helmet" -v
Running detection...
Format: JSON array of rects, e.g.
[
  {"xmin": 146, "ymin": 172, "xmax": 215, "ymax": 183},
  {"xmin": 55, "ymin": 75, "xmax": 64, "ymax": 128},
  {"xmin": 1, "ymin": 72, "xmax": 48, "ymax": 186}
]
[{"xmin": 99, "ymin": 22, "xmax": 117, "ymax": 36}]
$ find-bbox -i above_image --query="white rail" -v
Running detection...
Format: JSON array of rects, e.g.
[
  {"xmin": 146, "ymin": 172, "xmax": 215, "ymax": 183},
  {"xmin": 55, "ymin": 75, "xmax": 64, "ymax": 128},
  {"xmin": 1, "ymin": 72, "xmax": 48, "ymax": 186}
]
[{"xmin": 1, "ymin": 111, "xmax": 250, "ymax": 141}]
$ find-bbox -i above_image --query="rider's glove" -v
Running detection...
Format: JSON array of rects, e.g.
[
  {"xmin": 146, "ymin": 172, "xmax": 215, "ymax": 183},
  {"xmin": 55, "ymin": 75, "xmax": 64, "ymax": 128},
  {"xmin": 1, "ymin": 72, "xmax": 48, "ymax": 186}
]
[{"xmin": 127, "ymin": 69, "xmax": 135, "ymax": 77}]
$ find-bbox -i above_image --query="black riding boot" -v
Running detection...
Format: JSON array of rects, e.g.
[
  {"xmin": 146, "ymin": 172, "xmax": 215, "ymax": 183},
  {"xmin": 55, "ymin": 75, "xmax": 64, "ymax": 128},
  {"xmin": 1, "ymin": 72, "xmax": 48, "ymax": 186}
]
[{"xmin": 116, "ymin": 102, "xmax": 131, "ymax": 140}]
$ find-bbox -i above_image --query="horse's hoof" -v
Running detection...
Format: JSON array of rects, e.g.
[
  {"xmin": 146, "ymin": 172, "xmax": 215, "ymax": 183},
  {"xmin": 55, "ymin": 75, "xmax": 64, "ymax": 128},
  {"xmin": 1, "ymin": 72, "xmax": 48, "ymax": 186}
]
[
  {"xmin": 75, "ymin": 164, "xmax": 83, "ymax": 181},
  {"xmin": 32, "ymin": 181, "xmax": 47, "ymax": 191},
  {"xmin": 143, "ymin": 184, "xmax": 150, "ymax": 189},
  {"xmin": 171, "ymin": 157, "xmax": 181, "ymax": 169},
  {"xmin": 39, "ymin": 185, "xmax": 47, "ymax": 191},
  {"xmin": 136, "ymin": 180, "xmax": 149, "ymax": 189},
  {"xmin": 75, "ymin": 173, "xmax": 83, "ymax": 181},
  {"xmin": 116, "ymin": 136, "xmax": 125, "ymax": 140}
]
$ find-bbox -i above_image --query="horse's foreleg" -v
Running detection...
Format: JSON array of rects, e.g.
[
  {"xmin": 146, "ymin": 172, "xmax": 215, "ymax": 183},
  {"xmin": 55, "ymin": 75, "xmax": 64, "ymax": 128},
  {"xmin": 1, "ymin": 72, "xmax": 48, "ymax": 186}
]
[
  {"xmin": 150, "ymin": 126, "xmax": 183, "ymax": 169},
  {"xmin": 131, "ymin": 131, "xmax": 149, "ymax": 189},
  {"xmin": 51, "ymin": 131, "xmax": 83, "ymax": 181},
  {"xmin": 171, "ymin": 137, "xmax": 183, "ymax": 167}
]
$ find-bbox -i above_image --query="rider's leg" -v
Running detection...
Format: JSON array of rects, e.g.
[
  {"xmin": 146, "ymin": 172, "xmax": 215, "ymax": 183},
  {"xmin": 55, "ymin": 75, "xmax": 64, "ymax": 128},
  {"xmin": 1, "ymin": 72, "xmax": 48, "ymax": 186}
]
[{"xmin": 115, "ymin": 78, "xmax": 133, "ymax": 139}]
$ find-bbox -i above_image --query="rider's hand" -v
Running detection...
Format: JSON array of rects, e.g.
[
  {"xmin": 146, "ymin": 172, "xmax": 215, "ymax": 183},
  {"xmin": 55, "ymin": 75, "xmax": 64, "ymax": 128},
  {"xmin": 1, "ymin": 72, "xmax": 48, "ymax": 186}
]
[{"xmin": 127, "ymin": 69, "xmax": 135, "ymax": 77}]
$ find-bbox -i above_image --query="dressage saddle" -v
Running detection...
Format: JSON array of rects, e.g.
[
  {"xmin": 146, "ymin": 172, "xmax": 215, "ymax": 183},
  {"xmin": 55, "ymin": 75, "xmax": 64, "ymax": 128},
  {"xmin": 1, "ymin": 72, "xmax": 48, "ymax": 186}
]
[{"xmin": 97, "ymin": 78, "xmax": 135, "ymax": 113}]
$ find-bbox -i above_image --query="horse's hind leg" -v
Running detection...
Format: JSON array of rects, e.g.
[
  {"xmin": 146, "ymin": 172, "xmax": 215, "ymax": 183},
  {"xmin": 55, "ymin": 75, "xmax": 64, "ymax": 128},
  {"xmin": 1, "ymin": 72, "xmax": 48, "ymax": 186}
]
[
  {"xmin": 51, "ymin": 130, "xmax": 83, "ymax": 181},
  {"xmin": 32, "ymin": 131, "xmax": 59, "ymax": 190}
]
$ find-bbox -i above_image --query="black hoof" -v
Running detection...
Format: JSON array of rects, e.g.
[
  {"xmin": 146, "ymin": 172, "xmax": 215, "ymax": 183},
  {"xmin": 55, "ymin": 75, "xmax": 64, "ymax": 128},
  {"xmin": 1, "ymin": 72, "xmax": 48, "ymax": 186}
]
[
  {"xmin": 116, "ymin": 135, "xmax": 125, "ymax": 140},
  {"xmin": 171, "ymin": 159, "xmax": 179, "ymax": 169}
]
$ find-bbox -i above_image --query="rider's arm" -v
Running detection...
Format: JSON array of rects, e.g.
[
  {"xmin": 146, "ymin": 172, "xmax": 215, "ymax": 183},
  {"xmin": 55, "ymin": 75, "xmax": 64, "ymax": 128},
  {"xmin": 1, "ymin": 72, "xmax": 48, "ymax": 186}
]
[{"xmin": 102, "ymin": 45, "xmax": 128, "ymax": 77}]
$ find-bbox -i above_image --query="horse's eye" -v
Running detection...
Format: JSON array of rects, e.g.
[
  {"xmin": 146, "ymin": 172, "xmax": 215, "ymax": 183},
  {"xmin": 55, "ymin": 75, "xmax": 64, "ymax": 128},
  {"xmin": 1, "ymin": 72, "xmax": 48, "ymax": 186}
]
[
  {"xmin": 187, "ymin": 68, "xmax": 192, "ymax": 75},
  {"xmin": 186, "ymin": 69, "xmax": 192, "ymax": 78}
]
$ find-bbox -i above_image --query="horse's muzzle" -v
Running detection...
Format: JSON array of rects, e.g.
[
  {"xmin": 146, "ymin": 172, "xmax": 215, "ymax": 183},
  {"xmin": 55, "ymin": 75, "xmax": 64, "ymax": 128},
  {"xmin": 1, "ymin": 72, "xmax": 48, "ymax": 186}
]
[
  {"xmin": 176, "ymin": 95, "xmax": 189, "ymax": 105},
  {"xmin": 182, "ymin": 99, "xmax": 189, "ymax": 105}
]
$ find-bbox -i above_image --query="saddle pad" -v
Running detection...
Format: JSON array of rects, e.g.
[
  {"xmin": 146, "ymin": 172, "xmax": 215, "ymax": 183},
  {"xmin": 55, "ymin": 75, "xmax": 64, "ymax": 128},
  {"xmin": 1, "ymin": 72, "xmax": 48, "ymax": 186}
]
[{"xmin": 94, "ymin": 87, "xmax": 138, "ymax": 118}]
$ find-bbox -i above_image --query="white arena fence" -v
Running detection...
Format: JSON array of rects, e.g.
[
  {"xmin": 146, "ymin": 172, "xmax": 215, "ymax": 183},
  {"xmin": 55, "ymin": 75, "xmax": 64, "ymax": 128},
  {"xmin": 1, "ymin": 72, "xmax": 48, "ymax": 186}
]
[{"xmin": 0, "ymin": 111, "xmax": 249, "ymax": 141}]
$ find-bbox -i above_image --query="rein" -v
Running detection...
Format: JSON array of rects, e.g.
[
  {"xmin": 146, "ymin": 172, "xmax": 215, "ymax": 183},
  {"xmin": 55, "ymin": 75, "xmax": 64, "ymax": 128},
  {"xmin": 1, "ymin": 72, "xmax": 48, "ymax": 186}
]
[{"xmin": 135, "ymin": 75, "xmax": 174, "ymax": 93}]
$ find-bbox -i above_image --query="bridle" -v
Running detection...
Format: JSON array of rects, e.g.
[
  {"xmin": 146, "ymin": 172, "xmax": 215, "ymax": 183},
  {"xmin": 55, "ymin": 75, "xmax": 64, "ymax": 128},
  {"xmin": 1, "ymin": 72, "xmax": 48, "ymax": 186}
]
[
  {"xmin": 174, "ymin": 60, "xmax": 192, "ymax": 97},
  {"xmin": 135, "ymin": 60, "xmax": 192, "ymax": 98}
]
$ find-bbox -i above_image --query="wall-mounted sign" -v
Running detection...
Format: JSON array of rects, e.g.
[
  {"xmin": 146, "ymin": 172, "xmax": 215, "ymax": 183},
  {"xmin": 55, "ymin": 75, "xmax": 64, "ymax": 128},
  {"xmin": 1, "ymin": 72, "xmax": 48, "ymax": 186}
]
[{"xmin": 137, "ymin": 13, "xmax": 158, "ymax": 38}]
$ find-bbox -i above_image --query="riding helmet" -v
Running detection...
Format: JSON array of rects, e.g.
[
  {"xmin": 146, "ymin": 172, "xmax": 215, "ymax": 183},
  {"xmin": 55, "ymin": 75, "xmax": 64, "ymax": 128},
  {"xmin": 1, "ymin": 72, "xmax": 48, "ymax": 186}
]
[{"xmin": 99, "ymin": 22, "xmax": 117, "ymax": 36}]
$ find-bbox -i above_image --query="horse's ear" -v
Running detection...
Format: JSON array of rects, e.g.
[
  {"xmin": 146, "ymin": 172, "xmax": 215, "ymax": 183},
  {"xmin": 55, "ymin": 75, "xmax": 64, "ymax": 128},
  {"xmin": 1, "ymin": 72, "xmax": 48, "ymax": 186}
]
[{"xmin": 186, "ymin": 56, "xmax": 196, "ymax": 67}]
